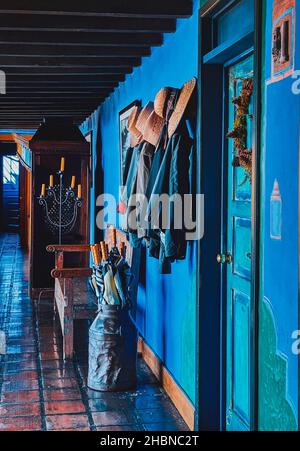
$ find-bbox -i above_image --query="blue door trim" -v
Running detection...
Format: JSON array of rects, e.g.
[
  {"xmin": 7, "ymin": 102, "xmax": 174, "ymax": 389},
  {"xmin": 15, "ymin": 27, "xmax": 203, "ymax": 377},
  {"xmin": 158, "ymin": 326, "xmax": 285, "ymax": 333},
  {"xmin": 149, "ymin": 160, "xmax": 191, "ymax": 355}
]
[
  {"xmin": 203, "ymin": 31, "xmax": 254, "ymax": 64},
  {"xmin": 195, "ymin": 0, "xmax": 262, "ymax": 431}
]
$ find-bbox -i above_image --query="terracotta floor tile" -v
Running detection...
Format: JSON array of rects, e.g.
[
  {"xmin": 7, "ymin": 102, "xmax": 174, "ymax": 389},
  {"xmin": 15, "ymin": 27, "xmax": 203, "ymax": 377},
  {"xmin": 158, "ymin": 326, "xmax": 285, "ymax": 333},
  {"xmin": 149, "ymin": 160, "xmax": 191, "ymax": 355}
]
[
  {"xmin": 39, "ymin": 345, "xmax": 60, "ymax": 353},
  {"xmin": 48, "ymin": 427, "xmax": 91, "ymax": 431},
  {"xmin": 4, "ymin": 361, "xmax": 37, "ymax": 373},
  {"xmin": 1, "ymin": 378, "xmax": 39, "ymax": 392},
  {"xmin": 0, "ymin": 402, "xmax": 41, "ymax": 417},
  {"xmin": 92, "ymin": 410, "xmax": 130, "ymax": 427},
  {"xmin": 40, "ymin": 351, "xmax": 61, "ymax": 361},
  {"xmin": 8, "ymin": 338, "xmax": 35, "ymax": 346},
  {"xmin": 44, "ymin": 400, "xmax": 86, "ymax": 415},
  {"xmin": 5, "ymin": 353, "xmax": 36, "ymax": 364},
  {"xmin": 43, "ymin": 377, "xmax": 79, "ymax": 390},
  {"xmin": 43, "ymin": 388, "xmax": 82, "ymax": 402},
  {"xmin": 144, "ymin": 421, "xmax": 189, "ymax": 431},
  {"xmin": 88, "ymin": 396, "xmax": 131, "ymax": 412},
  {"xmin": 42, "ymin": 368, "xmax": 76, "ymax": 379},
  {"xmin": 0, "ymin": 390, "xmax": 40, "ymax": 404},
  {"xmin": 40, "ymin": 359, "xmax": 66, "ymax": 370},
  {"xmin": 45, "ymin": 414, "xmax": 90, "ymax": 430},
  {"xmin": 0, "ymin": 416, "xmax": 41, "ymax": 431},
  {"xmin": 6, "ymin": 345, "xmax": 36, "ymax": 354},
  {"xmin": 96, "ymin": 425, "xmax": 141, "ymax": 431},
  {"xmin": 3, "ymin": 370, "xmax": 38, "ymax": 381}
]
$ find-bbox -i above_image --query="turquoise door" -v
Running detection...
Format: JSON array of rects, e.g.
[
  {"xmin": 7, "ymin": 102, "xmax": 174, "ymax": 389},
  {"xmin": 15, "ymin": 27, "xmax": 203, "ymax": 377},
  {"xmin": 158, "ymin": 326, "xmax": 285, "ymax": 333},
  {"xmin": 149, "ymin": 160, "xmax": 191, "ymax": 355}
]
[{"xmin": 221, "ymin": 54, "xmax": 254, "ymax": 431}]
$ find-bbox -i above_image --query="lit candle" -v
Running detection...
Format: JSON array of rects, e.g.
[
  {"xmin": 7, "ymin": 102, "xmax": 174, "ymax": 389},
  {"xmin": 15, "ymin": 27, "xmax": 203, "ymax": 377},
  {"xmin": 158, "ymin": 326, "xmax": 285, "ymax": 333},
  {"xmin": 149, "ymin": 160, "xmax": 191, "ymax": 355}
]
[
  {"xmin": 49, "ymin": 175, "xmax": 54, "ymax": 187},
  {"xmin": 60, "ymin": 157, "xmax": 65, "ymax": 172},
  {"xmin": 41, "ymin": 184, "xmax": 46, "ymax": 197},
  {"xmin": 77, "ymin": 184, "xmax": 82, "ymax": 198},
  {"xmin": 71, "ymin": 175, "xmax": 76, "ymax": 189}
]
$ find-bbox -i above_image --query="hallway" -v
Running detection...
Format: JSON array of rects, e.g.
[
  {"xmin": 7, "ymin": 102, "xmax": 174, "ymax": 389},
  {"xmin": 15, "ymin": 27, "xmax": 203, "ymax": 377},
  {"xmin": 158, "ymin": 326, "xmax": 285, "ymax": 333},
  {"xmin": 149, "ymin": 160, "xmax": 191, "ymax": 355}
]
[{"xmin": 0, "ymin": 233, "xmax": 188, "ymax": 431}]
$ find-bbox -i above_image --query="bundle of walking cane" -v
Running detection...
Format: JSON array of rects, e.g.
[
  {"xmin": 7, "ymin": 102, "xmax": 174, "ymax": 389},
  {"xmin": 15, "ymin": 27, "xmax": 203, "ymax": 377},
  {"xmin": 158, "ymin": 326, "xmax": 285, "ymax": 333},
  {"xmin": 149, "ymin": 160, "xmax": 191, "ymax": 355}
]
[{"xmin": 90, "ymin": 229, "xmax": 132, "ymax": 309}]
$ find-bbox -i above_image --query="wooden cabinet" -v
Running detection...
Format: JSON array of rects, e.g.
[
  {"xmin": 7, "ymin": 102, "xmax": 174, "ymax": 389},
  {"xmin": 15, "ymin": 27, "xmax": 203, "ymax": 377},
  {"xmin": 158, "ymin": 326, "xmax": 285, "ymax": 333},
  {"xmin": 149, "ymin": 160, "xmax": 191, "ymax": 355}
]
[{"xmin": 20, "ymin": 118, "xmax": 90, "ymax": 299}]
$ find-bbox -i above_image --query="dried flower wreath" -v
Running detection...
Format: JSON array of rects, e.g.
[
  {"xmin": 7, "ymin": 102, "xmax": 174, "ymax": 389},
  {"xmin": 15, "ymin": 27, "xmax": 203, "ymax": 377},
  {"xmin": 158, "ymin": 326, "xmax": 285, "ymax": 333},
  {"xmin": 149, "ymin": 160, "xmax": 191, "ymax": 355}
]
[{"xmin": 227, "ymin": 78, "xmax": 253, "ymax": 183}]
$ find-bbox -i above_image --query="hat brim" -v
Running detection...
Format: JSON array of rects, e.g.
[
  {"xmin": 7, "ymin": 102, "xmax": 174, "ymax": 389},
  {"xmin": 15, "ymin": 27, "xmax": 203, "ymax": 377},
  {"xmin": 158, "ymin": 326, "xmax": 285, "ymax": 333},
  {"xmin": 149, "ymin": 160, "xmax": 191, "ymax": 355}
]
[
  {"xmin": 142, "ymin": 110, "xmax": 164, "ymax": 147},
  {"xmin": 130, "ymin": 132, "xmax": 143, "ymax": 148},
  {"xmin": 168, "ymin": 77, "xmax": 197, "ymax": 138}
]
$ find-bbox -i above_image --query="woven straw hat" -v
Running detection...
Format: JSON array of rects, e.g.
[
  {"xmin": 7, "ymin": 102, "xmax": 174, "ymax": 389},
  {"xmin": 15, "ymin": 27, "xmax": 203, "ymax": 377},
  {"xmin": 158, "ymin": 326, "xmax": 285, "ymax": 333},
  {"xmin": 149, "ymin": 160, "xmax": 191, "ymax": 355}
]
[
  {"xmin": 154, "ymin": 87, "xmax": 180, "ymax": 120},
  {"xmin": 127, "ymin": 106, "xmax": 143, "ymax": 147},
  {"xmin": 168, "ymin": 77, "xmax": 197, "ymax": 138},
  {"xmin": 136, "ymin": 101, "xmax": 154, "ymax": 134},
  {"xmin": 141, "ymin": 110, "xmax": 164, "ymax": 147}
]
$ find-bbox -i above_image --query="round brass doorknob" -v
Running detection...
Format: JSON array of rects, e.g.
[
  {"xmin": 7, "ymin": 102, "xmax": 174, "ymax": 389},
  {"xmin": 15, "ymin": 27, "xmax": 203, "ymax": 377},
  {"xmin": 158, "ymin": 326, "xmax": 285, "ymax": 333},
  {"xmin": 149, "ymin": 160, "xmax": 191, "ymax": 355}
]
[
  {"xmin": 217, "ymin": 253, "xmax": 232, "ymax": 264},
  {"xmin": 217, "ymin": 253, "xmax": 225, "ymax": 264}
]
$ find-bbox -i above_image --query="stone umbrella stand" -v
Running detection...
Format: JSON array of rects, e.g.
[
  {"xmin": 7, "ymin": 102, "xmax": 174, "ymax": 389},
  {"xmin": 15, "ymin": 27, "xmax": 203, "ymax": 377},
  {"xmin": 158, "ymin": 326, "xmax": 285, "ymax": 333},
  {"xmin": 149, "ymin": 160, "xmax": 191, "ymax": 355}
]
[{"xmin": 88, "ymin": 233, "xmax": 138, "ymax": 392}]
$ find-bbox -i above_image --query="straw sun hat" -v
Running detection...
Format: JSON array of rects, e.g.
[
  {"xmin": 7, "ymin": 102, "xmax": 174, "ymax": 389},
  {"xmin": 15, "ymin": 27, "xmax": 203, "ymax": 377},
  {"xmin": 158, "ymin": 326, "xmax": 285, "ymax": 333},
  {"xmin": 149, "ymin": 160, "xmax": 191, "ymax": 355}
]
[
  {"xmin": 136, "ymin": 101, "xmax": 164, "ymax": 147},
  {"xmin": 127, "ymin": 77, "xmax": 196, "ymax": 148},
  {"xmin": 154, "ymin": 86, "xmax": 180, "ymax": 120},
  {"xmin": 167, "ymin": 77, "xmax": 197, "ymax": 138},
  {"xmin": 127, "ymin": 106, "xmax": 143, "ymax": 148}
]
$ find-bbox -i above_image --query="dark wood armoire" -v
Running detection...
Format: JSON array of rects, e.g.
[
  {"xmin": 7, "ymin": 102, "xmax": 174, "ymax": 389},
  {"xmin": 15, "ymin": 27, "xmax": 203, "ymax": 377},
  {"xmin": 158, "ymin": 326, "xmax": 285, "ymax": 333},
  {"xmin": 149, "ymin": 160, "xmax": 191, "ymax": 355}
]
[{"xmin": 28, "ymin": 118, "xmax": 90, "ymax": 299}]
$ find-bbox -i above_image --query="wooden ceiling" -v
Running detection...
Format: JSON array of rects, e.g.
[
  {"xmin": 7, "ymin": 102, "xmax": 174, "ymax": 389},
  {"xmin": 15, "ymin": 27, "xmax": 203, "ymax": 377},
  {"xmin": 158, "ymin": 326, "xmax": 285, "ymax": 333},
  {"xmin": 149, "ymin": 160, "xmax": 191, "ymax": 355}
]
[{"xmin": 0, "ymin": 1, "xmax": 193, "ymax": 130}]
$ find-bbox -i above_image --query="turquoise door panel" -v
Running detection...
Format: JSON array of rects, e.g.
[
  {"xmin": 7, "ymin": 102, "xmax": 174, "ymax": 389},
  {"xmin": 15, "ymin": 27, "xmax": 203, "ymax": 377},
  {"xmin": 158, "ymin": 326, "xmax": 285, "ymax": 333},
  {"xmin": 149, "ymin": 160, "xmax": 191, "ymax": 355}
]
[
  {"xmin": 232, "ymin": 291, "xmax": 251, "ymax": 416},
  {"xmin": 225, "ymin": 54, "xmax": 254, "ymax": 431},
  {"xmin": 232, "ymin": 217, "xmax": 251, "ymax": 280}
]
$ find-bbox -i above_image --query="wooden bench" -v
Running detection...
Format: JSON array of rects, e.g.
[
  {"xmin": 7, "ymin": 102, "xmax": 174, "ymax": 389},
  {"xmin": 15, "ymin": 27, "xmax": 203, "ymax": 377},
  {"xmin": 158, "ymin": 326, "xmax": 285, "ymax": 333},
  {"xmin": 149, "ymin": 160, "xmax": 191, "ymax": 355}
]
[
  {"xmin": 47, "ymin": 226, "xmax": 139, "ymax": 360},
  {"xmin": 47, "ymin": 243, "xmax": 95, "ymax": 359}
]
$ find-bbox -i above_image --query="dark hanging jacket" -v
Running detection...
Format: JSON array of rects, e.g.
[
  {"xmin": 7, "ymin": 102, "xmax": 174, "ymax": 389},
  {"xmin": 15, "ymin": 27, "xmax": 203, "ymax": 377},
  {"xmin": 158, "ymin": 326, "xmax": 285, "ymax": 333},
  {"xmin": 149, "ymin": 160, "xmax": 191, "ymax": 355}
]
[
  {"xmin": 136, "ymin": 142, "xmax": 155, "ymax": 238},
  {"xmin": 122, "ymin": 146, "xmax": 134, "ymax": 187},
  {"xmin": 147, "ymin": 119, "xmax": 195, "ymax": 261},
  {"xmin": 125, "ymin": 141, "xmax": 155, "ymax": 247},
  {"xmin": 120, "ymin": 141, "xmax": 144, "ymax": 208}
]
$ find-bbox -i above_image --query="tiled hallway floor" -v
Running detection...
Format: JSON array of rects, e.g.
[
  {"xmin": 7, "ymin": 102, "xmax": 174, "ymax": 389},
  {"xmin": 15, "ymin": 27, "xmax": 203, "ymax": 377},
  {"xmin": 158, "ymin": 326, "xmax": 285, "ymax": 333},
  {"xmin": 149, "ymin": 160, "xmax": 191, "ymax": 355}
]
[{"xmin": 0, "ymin": 233, "xmax": 188, "ymax": 431}]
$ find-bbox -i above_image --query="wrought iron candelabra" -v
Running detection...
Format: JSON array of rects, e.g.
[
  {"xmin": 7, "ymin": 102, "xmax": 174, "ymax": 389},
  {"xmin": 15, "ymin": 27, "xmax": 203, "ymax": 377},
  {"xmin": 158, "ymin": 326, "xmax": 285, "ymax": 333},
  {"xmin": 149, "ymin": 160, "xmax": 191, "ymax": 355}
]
[{"xmin": 38, "ymin": 164, "xmax": 83, "ymax": 245}]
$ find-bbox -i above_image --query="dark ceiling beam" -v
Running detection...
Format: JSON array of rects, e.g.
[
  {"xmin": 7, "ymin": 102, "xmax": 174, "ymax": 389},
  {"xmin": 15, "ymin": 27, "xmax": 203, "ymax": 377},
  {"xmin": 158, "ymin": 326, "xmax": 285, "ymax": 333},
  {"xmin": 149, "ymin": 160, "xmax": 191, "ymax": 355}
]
[
  {"xmin": 0, "ymin": 56, "xmax": 141, "ymax": 67},
  {"xmin": 0, "ymin": 44, "xmax": 151, "ymax": 57},
  {"xmin": 0, "ymin": 116, "xmax": 90, "ymax": 118},
  {"xmin": 0, "ymin": 111, "xmax": 88, "ymax": 114},
  {"xmin": 0, "ymin": 104, "xmax": 101, "ymax": 108},
  {"xmin": 0, "ymin": 116, "xmax": 92, "ymax": 120},
  {"xmin": 0, "ymin": 31, "xmax": 163, "ymax": 47},
  {"xmin": 3, "ymin": 93, "xmax": 111, "ymax": 97},
  {"xmin": 2, "ymin": 93, "xmax": 108, "ymax": 97},
  {"xmin": 0, "ymin": 104, "xmax": 100, "ymax": 109},
  {"xmin": 0, "ymin": 112, "xmax": 92, "ymax": 115},
  {"xmin": 6, "ymin": 82, "xmax": 118, "ymax": 88},
  {"xmin": 0, "ymin": 1, "xmax": 192, "ymax": 18},
  {"xmin": 3, "ymin": 68, "xmax": 129, "ymax": 75},
  {"xmin": 0, "ymin": 100, "xmax": 100, "ymax": 104},
  {"xmin": 0, "ymin": 111, "xmax": 98, "ymax": 116},
  {"xmin": 5, "ymin": 86, "xmax": 116, "ymax": 90},
  {"xmin": 0, "ymin": 118, "xmax": 87, "ymax": 121},
  {"xmin": 0, "ymin": 14, "xmax": 176, "ymax": 33},
  {"xmin": 0, "ymin": 114, "xmax": 85, "ymax": 118},
  {"xmin": 0, "ymin": 122, "xmax": 87, "ymax": 127},
  {"xmin": 0, "ymin": 124, "xmax": 40, "ymax": 127},
  {"xmin": 0, "ymin": 107, "xmax": 91, "ymax": 110},
  {"xmin": 4, "ymin": 87, "xmax": 111, "ymax": 93},
  {"xmin": 3, "ymin": 94, "xmax": 110, "ymax": 99}
]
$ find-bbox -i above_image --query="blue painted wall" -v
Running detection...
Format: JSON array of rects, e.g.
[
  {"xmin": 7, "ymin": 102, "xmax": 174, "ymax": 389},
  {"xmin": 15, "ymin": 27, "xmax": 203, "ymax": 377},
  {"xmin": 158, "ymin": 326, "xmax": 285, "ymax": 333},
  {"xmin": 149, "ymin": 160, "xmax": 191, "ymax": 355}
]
[
  {"xmin": 81, "ymin": 1, "xmax": 200, "ymax": 404},
  {"xmin": 259, "ymin": 0, "xmax": 300, "ymax": 430}
]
